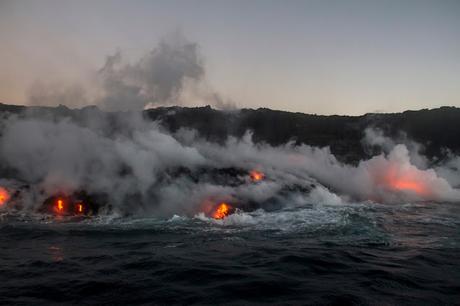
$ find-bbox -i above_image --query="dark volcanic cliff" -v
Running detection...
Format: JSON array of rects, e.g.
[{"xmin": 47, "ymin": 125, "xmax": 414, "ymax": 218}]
[
  {"xmin": 145, "ymin": 105, "xmax": 460, "ymax": 163},
  {"xmin": 1, "ymin": 102, "xmax": 460, "ymax": 163}
]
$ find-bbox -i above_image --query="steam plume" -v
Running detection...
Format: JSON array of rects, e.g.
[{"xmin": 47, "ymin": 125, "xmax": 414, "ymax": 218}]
[
  {"xmin": 98, "ymin": 32, "xmax": 204, "ymax": 111},
  {"xmin": 1, "ymin": 110, "xmax": 459, "ymax": 218},
  {"xmin": 25, "ymin": 32, "xmax": 234, "ymax": 111}
]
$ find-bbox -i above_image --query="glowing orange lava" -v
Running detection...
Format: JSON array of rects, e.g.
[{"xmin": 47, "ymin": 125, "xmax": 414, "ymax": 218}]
[
  {"xmin": 56, "ymin": 199, "xmax": 65, "ymax": 213},
  {"xmin": 76, "ymin": 203, "xmax": 84, "ymax": 214},
  {"xmin": 0, "ymin": 187, "xmax": 10, "ymax": 207},
  {"xmin": 391, "ymin": 180, "xmax": 425, "ymax": 194},
  {"xmin": 213, "ymin": 203, "xmax": 231, "ymax": 219},
  {"xmin": 250, "ymin": 170, "xmax": 265, "ymax": 182},
  {"xmin": 383, "ymin": 166, "xmax": 428, "ymax": 196}
]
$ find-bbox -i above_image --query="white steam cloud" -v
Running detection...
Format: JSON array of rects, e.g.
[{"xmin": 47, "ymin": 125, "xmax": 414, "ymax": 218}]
[
  {"xmin": 0, "ymin": 111, "xmax": 459, "ymax": 218},
  {"xmin": 26, "ymin": 32, "xmax": 234, "ymax": 111},
  {"xmin": 98, "ymin": 33, "xmax": 204, "ymax": 111}
]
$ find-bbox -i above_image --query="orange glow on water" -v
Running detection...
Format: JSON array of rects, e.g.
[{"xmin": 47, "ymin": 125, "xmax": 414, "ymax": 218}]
[
  {"xmin": 213, "ymin": 203, "xmax": 231, "ymax": 219},
  {"xmin": 0, "ymin": 187, "xmax": 10, "ymax": 206},
  {"xmin": 250, "ymin": 170, "xmax": 265, "ymax": 182}
]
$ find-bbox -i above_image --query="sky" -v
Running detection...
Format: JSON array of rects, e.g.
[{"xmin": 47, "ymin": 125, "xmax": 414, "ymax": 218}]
[{"xmin": 0, "ymin": 0, "xmax": 459, "ymax": 115}]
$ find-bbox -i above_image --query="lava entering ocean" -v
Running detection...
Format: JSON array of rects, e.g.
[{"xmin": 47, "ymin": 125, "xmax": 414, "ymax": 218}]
[
  {"xmin": 76, "ymin": 202, "xmax": 85, "ymax": 214},
  {"xmin": 249, "ymin": 170, "xmax": 265, "ymax": 182},
  {"xmin": 379, "ymin": 160, "xmax": 431, "ymax": 197},
  {"xmin": 212, "ymin": 203, "xmax": 232, "ymax": 219},
  {"xmin": 55, "ymin": 199, "xmax": 65, "ymax": 213},
  {"xmin": 1, "ymin": 110, "xmax": 460, "ymax": 220},
  {"xmin": 35, "ymin": 194, "xmax": 96, "ymax": 217},
  {"xmin": 0, "ymin": 186, "xmax": 10, "ymax": 207},
  {"xmin": 390, "ymin": 180, "xmax": 426, "ymax": 195}
]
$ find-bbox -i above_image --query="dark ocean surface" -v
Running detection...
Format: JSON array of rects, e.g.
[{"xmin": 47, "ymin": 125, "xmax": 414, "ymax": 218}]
[{"xmin": 1, "ymin": 201, "xmax": 459, "ymax": 305}]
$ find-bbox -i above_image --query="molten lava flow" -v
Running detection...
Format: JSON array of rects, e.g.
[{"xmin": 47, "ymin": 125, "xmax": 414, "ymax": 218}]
[
  {"xmin": 213, "ymin": 202, "xmax": 231, "ymax": 219},
  {"xmin": 383, "ymin": 166, "xmax": 428, "ymax": 196},
  {"xmin": 390, "ymin": 179, "xmax": 426, "ymax": 194},
  {"xmin": 250, "ymin": 170, "xmax": 265, "ymax": 182},
  {"xmin": 76, "ymin": 203, "xmax": 84, "ymax": 214},
  {"xmin": 0, "ymin": 187, "xmax": 10, "ymax": 207},
  {"xmin": 55, "ymin": 199, "xmax": 65, "ymax": 213}
]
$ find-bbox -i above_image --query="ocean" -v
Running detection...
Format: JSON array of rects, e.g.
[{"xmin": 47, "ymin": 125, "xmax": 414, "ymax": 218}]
[{"xmin": 1, "ymin": 201, "xmax": 459, "ymax": 305}]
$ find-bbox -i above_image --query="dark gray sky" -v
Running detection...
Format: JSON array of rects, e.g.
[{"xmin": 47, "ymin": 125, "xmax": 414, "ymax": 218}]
[{"xmin": 1, "ymin": 0, "xmax": 459, "ymax": 114}]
